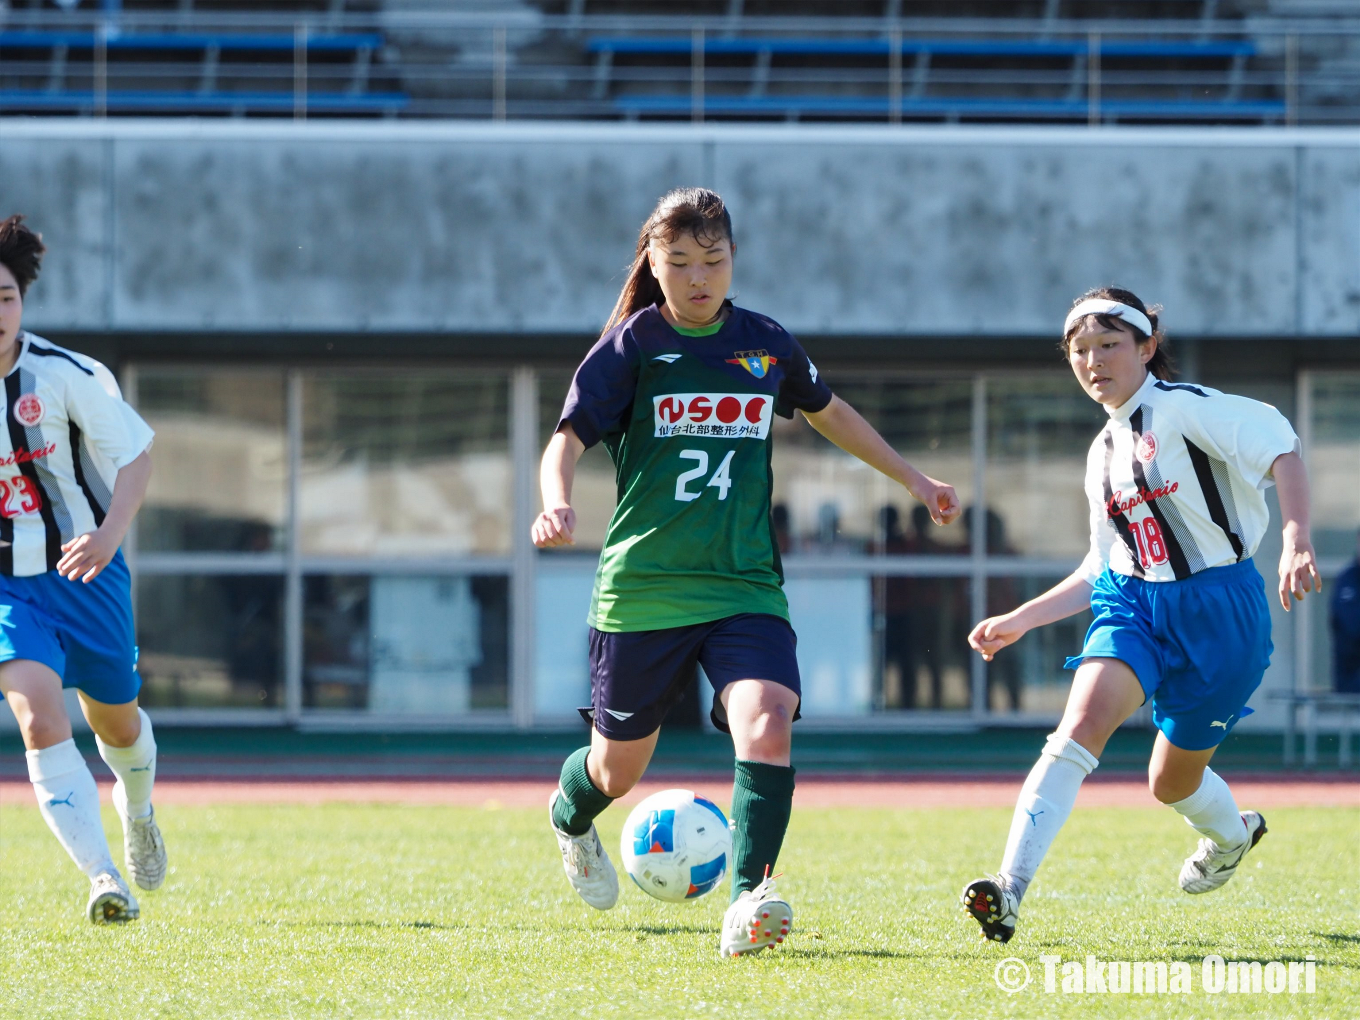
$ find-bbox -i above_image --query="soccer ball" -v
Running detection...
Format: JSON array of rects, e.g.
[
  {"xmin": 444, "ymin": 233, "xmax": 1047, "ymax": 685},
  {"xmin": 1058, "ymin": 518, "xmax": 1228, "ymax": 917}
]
[{"xmin": 620, "ymin": 789, "xmax": 732, "ymax": 903}]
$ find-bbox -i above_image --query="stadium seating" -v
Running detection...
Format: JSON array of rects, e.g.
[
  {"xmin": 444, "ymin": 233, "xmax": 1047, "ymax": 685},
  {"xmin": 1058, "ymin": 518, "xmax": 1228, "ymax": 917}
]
[
  {"xmin": 0, "ymin": 4, "xmax": 405, "ymax": 117},
  {"xmin": 587, "ymin": 34, "xmax": 1275, "ymax": 122},
  {"xmin": 0, "ymin": 0, "xmax": 1344, "ymax": 124}
]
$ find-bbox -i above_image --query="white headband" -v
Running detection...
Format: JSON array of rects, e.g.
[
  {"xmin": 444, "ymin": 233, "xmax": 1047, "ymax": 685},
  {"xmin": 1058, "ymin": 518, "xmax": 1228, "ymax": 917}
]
[{"xmin": 1063, "ymin": 299, "xmax": 1153, "ymax": 339}]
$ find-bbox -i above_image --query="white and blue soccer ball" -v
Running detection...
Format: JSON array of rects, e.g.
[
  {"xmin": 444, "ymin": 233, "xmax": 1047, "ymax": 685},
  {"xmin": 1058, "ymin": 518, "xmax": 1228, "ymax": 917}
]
[{"xmin": 620, "ymin": 789, "xmax": 732, "ymax": 903}]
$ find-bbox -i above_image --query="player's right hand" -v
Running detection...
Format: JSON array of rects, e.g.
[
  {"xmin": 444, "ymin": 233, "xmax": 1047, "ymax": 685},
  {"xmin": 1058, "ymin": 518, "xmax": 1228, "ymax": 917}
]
[
  {"xmin": 968, "ymin": 614, "xmax": 1026, "ymax": 662},
  {"xmin": 532, "ymin": 506, "xmax": 576, "ymax": 548}
]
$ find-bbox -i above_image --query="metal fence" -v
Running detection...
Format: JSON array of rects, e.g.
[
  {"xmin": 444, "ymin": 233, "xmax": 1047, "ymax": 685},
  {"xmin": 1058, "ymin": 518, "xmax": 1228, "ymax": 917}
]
[{"xmin": 1, "ymin": 10, "xmax": 1359, "ymax": 123}]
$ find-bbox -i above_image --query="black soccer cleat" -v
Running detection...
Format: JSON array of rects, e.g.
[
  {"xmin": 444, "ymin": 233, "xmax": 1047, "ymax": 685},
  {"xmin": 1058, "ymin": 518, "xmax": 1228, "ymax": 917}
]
[{"xmin": 961, "ymin": 876, "xmax": 1018, "ymax": 944}]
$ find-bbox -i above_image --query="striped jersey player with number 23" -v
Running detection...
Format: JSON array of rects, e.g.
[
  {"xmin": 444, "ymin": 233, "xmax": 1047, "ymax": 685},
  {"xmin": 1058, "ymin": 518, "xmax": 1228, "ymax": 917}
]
[
  {"xmin": 962, "ymin": 287, "xmax": 1320, "ymax": 944},
  {"xmin": 534, "ymin": 188, "xmax": 961, "ymax": 957},
  {"xmin": 0, "ymin": 216, "xmax": 163, "ymax": 925}
]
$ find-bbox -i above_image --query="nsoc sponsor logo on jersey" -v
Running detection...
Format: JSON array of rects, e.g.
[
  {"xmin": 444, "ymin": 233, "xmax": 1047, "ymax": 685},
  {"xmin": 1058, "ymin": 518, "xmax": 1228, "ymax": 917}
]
[{"xmin": 653, "ymin": 393, "xmax": 772, "ymax": 440}]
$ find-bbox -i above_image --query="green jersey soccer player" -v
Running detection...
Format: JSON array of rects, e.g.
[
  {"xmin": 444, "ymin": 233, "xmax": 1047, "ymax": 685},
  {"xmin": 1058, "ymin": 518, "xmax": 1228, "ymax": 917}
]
[{"xmin": 535, "ymin": 188, "xmax": 961, "ymax": 957}]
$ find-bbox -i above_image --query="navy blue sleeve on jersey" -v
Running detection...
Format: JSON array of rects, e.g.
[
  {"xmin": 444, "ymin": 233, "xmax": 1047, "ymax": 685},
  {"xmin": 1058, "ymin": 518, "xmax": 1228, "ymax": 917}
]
[
  {"xmin": 775, "ymin": 335, "xmax": 833, "ymax": 418},
  {"xmin": 559, "ymin": 331, "xmax": 640, "ymax": 449}
]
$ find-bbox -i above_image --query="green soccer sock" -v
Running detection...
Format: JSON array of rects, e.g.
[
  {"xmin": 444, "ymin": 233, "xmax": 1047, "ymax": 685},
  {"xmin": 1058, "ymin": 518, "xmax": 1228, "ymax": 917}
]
[
  {"xmin": 729, "ymin": 759, "xmax": 796, "ymax": 902},
  {"xmin": 551, "ymin": 747, "xmax": 614, "ymax": 836}
]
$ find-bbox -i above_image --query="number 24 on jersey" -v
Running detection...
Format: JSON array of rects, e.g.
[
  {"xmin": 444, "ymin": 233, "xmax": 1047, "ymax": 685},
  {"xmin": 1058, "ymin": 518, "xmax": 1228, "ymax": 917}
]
[{"xmin": 674, "ymin": 449, "xmax": 736, "ymax": 502}]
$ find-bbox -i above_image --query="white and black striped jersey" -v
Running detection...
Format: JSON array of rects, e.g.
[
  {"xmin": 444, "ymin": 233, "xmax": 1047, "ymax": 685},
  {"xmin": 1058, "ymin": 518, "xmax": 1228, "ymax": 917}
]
[
  {"xmin": 1078, "ymin": 373, "xmax": 1299, "ymax": 586},
  {"xmin": 0, "ymin": 332, "xmax": 154, "ymax": 576}
]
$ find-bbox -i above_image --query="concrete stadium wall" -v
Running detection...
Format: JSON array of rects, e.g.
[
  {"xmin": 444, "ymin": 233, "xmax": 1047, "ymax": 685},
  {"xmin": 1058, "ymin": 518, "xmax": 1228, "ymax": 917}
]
[{"xmin": 3, "ymin": 120, "xmax": 1360, "ymax": 338}]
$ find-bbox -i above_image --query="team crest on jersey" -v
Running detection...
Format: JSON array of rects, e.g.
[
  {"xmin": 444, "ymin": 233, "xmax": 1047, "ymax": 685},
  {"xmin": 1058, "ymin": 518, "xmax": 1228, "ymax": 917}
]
[
  {"xmin": 653, "ymin": 393, "xmax": 772, "ymax": 439},
  {"xmin": 12, "ymin": 393, "xmax": 44, "ymax": 427},
  {"xmin": 725, "ymin": 350, "xmax": 777, "ymax": 379},
  {"xmin": 1136, "ymin": 431, "xmax": 1158, "ymax": 464}
]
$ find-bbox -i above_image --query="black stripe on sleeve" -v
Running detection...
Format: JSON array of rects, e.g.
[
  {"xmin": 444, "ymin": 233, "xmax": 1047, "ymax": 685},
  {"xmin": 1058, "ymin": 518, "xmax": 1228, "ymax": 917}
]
[
  {"xmin": 1154, "ymin": 381, "xmax": 1209, "ymax": 397},
  {"xmin": 67, "ymin": 421, "xmax": 107, "ymax": 527},
  {"xmin": 6, "ymin": 374, "xmax": 64, "ymax": 571},
  {"xmin": 1130, "ymin": 407, "xmax": 1192, "ymax": 580},
  {"xmin": 1102, "ymin": 430, "xmax": 1145, "ymax": 579},
  {"xmin": 26, "ymin": 343, "xmax": 94, "ymax": 376},
  {"xmin": 1185, "ymin": 437, "xmax": 1246, "ymax": 561}
]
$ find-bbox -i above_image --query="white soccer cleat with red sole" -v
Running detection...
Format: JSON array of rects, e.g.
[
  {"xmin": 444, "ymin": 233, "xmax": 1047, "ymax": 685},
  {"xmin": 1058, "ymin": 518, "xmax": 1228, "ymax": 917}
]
[{"xmin": 721, "ymin": 875, "xmax": 792, "ymax": 957}]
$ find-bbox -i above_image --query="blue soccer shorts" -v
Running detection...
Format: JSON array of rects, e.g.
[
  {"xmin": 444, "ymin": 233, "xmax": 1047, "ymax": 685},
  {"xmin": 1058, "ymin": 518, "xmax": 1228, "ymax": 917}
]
[
  {"xmin": 584, "ymin": 613, "xmax": 802, "ymax": 740},
  {"xmin": 1066, "ymin": 559, "xmax": 1272, "ymax": 751},
  {"xmin": 0, "ymin": 548, "xmax": 141, "ymax": 706}
]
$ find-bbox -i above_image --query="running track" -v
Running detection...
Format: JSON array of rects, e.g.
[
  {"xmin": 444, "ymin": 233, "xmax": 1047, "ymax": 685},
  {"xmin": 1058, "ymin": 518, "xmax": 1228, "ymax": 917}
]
[{"xmin": 1, "ymin": 775, "xmax": 1356, "ymax": 809}]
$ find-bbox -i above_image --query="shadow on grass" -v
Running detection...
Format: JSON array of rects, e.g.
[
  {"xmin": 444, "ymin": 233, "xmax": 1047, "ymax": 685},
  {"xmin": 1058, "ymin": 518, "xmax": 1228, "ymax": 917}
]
[
  {"xmin": 782, "ymin": 947, "xmax": 918, "ymax": 960},
  {"xmin": 271, "ymin": 919, "xmax": 466, "ymax": 932},
  {"xmin": 629, "ymin": 923, "xmax": 712, "ymax": 935},
  {"xmin": 1314, "ymin": 932, "xmax": 1360, "ymax": 945}
]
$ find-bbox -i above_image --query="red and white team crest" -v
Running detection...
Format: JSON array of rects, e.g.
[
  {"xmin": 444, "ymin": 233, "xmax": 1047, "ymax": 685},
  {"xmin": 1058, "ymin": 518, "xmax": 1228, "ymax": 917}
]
[
  {"xmin": 1136, "ymin": 431, "xmax": 1158, "ymax": 464},
  {"xmin": 12, "ymin": 393, "xmax": 44, "ymax": 427}
]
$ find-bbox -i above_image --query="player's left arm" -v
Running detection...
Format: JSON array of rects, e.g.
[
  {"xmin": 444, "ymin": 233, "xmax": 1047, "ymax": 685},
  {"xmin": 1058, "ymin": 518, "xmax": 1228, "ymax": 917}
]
[
  {"xmin": 1272, "ymin": 450, "xmax": 1321, "ymax": 612},
  {"xmin": 803, "ymin": 395, "xmax": 961, "ymax": 526},
  {"xmin": 57, "ymin": 449, "xmax": 152, "ymax": 583}
]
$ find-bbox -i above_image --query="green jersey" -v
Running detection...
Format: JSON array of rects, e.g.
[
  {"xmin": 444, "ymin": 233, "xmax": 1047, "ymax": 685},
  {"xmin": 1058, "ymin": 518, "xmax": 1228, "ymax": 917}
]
[{"xmin": 560, "ymin": 303, "xmax": 833, "ymax": 632}]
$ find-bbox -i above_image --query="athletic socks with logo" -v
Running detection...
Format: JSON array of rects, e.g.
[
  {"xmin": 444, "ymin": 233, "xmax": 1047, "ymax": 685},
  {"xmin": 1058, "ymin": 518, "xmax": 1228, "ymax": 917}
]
[
  {"xmin": 96, "ymin": 708, "xmax": 157, "ymax": 820},
  {"xmin": 552, "ymin": 746, "xmax": 614, "ymax": 836},
  {"xmin": 729, "ymin": 759, "xmax": 795, "ymax": 903},
  {"xmin": 26, "ymin": 738, "xmax": 117, "ymax": 878},
  {"xmin": 1169, "ymin": 767, "xmax": 1248, "ymax": 849},
  {"xmin": 998, "ymin": 733, "xmax": 1099, "ymax": 903}
]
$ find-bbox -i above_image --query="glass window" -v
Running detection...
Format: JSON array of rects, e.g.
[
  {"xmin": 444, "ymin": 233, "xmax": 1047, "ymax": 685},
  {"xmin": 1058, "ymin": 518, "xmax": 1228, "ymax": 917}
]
[
  {"xmin": 537, "ymin": 369, "xmax": 618, "ymax": 553},
  {"xmin": 985, "ymin": 575, "xmax": 1093, "ymax": 714},
  {"xmin": 1311, "ymin": 374, "xmax": 1360, "ymax": 559},
  {"xmin": 1309, "ymin": 373, "xmax": 1360, "ymax": 695},
  {"xmin": 303, "ymin": 574, "xmax": 509, "ymax": 713},
  {"xmin": 785, "ymin": 575, "xmax": 875, "ymax": 714},
  {"xmin": 534, "ymin": 564, "xmax": 595, "ymax": 717},
  {"xmin": 987, "ymin": 376, "xmax": 1106, "ymax": 559},
  {"xmin": 772, "ymin": 376, "xmax": 974, "ymax": 554},
  {"xmin": 136, "ymin": 574, "xmax": 284, "ymax": 707},
  {"xmin": 135, "ymin": 369, "xmax": 286, "ymax": 553},
  {"xmin": 875, "ymin": 575, "xmax": 974, "ymax": 710},
  {"xmin": 301, "ymin": 372, "xmax": 511, "ymax": 556}
]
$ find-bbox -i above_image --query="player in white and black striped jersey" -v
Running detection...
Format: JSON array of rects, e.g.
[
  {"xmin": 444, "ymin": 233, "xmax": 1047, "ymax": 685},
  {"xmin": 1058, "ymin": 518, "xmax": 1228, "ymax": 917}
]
[
  {"xmin": 961, "ymin": 286, "xmax": 1321, "ymax": 944},
  {"xmin": 0, "ymin": 215, "xmax": 163, "ymax": 925},
  {"xmin": 0, "ymin": 328, "xmax": 151, "ymax": 577}
]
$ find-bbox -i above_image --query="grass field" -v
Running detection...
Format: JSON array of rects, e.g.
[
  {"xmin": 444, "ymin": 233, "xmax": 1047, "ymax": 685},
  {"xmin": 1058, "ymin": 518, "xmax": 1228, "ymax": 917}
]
[{"xmin": 1, "ymin": 799, "xmax": 1356, "ymax": 1019}]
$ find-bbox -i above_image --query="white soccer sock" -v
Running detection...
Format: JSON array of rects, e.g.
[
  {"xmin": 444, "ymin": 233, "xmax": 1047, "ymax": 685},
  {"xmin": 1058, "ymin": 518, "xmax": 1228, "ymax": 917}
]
[
  {"xmin": 95, "ymin": 708, "xmax": 156, "ymax": 820},
  {"xmin": 27, "ymin": 739, "xmax": 116, "ymax": 879},
  {"xmin": 1169, "ymin": 767, "xmax": 1248, "ymax": 849},
  {"xmin": 998, "ymin": 733, "xmax": 1099, "ymax": 903}
]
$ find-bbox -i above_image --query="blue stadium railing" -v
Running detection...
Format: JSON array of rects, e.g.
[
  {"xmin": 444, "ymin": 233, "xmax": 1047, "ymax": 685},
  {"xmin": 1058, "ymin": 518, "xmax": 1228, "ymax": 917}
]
[
  {"xmin": 587, "ymin": 34, "xmax": 1274, "ymax": 123},
  {"xmin": 586, "ymin": 36, "xmax": 1259, "ymax": 59},
  {"xmin": 0, "ymin": 24, "xmax": 406, "ymax": 116},
  {"xmin": 0, "ymin": 11, "xmax": 1351, "ymax": 124}
]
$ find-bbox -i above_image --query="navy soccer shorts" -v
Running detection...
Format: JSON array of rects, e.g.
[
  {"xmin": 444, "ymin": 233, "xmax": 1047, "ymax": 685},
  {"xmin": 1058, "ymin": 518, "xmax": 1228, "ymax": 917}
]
[
  {"xmin": 0, "ymin": 548, "xmax": 141, "ymax": 706},
  {"xmin": 584, "ymin": 613, "xmax": 801, "ymax": 741},
  {"xmin": 1066, "ymin": 558, "xmax": 1272, "ymax": 751}
]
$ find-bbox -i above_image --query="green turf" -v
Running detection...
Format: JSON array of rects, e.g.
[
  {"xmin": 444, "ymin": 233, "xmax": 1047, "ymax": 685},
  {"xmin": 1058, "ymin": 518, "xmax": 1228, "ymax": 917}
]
[{"xmin": 1, "ymin": 800, "xmax": 1356, "ymax": 1019}]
